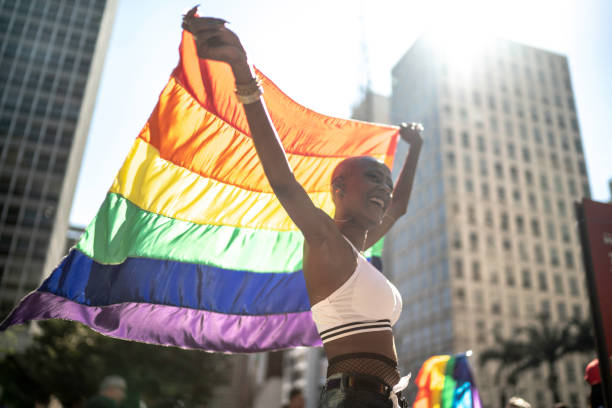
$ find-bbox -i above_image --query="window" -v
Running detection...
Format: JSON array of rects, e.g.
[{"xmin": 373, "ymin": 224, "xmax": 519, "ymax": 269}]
[
  {"xmin": 534, "ymin": 245, "xmax": 544, "ymax": 264},
  {"xmin": 528, "ymin": 193, "xmax": 537, "ymax": 210},
  {"xmin": 551, "ymin": 247, "xmax": 560, "ymax": 266},
  {"xmin": 472, "ymin": 261, "xmax": 481, "ymax": 281},
  {"xmin": 467, "ymin": 206, "xmax": 476, "ymax": 224},
  {"xmin": 522, "ymin": 269, "xmax": 532, "ymax": 289},
  {"xmin": 561, "ymin": 224, "xmax": 571, "ymax": 243},
  {"xmin": 541, "ymin": 299, "xmax": 550, "ymax": 315},
  {"xmin": 497, "ymin": 187, "xmax": 506, "ymax": 202},
  {"xmin": 553, "ymin": 274, "xmax": 564, "ymax": 294},
  {"xmin": 516, "ymin": 216, "xmax": 524, "ymax": 234},
  {"xmin": 525, "ymin": 170, "xmax": 533, "ymax": 186},
  {"xmin": 572, "ymin": 304, "xmax": 582, "ymax": 319},
  {"xmin": 531, "ymin": 219, "xmax": 540, "ymax": 236},
  {"xmin": 557, "ymin": 200, "xmax": 565, "ymax": 215},
  {"xmin": 540, "ymin": 174, "xmax": 549, "ymax": 190},
  {"xmin": 538, "ymin": 271, "xmax": 548, "ymax": 291},
  {"xmin": 485, "ymin": 210, "xmax": 493, "ymax": 227},
  {"xmin": 510, "ymin": 166, "xmax": 518, "ymax": 183},
  {"xmin": 501, "ymin": 213, "xmax": 509, "ymax": 231},
  {"xmin": 481, "ymin": 183, "xmax": 489, "ymax": 199},
  {"xmin": 469, "ymin": 232, "xmax": 478, "ymax": 252},
  {"xmin": 522, "ymin": 148, "xmax": 531, "ymax": 162},
  {"xmin": 507, "ymin": 143, "xmax": 515, "ymax": 158},
  {"xmin": 446, "ymin": 129, "xmax": 454, "ymax": 144},
  {"xmin": 479, "ymin": 158, "xmax": 488, "ymax": 176},
  {"xmin": 464, "ymin": 156, "xmax": 472, "ymax": 172},
  {"xmin": 447, "ymin": 152, "xmax": 456, "ymax": 168},
  {"xmin": 547, "ymin": 221, "xmax": 556, "ymax": 240},
  {"xmin": 488, "ymin": 95, "xmax": 496, "ymax": 109},
  {"xmin": 531, "ymin": 106, "xmax": 539, "ymax": 122},
  {"xmin": 453, "ymin": 231, "xmax": 462, "ymax": 249},
  {"xmin": 557, "ymin": 302, "xmax": 567, "ymax": 319},
  {"xmin": 455, "ymin": 258, "xmax": 464, "ymax": 278},
  {"xmin": 462, "ymin": 132, "xmax": 470, "ymax": 148},
  {"xmin": 477, "ymin": 136, "xmax": 486, "ymax": 152},
  {"xmin": 502, "ymin": 238, "xmax": 512, "ymax": 252},
  {"xmin": 569, "ymin": 277, "xmax": 579, "ymax": 296},
  {"xmin": 565, "ymin": 251, "xmax": 575, "ymax": 268},
  {"xmin": 495, "ymin": 163, "xmax": 504, "ymax": 178},
  {"xmin": 533, "ymin": 128, "xmax": 542, "ymax": 143}
]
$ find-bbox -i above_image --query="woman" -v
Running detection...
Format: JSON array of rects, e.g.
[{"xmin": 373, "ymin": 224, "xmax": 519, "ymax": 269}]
[{"xmin": 183, "ymin": 9, "xmax": 422, "ymax": 408}]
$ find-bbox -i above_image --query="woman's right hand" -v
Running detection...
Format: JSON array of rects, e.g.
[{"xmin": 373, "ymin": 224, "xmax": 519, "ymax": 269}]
[{"xmin": 182, "ymin": 7, "xmax": 248, "ymax": 69}]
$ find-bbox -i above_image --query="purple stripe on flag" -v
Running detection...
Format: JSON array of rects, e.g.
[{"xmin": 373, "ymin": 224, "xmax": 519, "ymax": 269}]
[{"xmin": 1, "ymin": 291, "xmax": 322, "ymax": 353}]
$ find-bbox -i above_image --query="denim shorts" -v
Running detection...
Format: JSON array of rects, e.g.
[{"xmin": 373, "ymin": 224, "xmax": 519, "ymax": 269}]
[{"xmin": 318, "ymin": 374, "xmax": 394, "ymax": 408}]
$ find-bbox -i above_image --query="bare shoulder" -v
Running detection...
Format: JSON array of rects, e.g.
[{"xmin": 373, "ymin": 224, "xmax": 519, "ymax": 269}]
[{"xmin": 302, "ymin": 218, "xmax": 358, "ymax": 305}]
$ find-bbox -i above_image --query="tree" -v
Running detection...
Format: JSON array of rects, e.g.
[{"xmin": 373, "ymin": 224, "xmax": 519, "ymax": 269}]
[
  {"xmin": 479, "ymin": 314, "xmax": 595, "ymax": 406},
  {"xmin": 0, "ymin": 320, "xmax": 228, "ymax": 408}
]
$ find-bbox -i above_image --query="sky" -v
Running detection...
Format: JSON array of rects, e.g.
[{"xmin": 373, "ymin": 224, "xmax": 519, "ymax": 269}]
[{"xmin": 70, "ymin": 0, "xmax": 612, "ymax": 227}]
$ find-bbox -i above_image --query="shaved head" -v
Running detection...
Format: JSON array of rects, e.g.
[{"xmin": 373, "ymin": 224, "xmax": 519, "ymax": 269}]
[{"xmin": 331, "ymin": 156, "xmax": 386, "ymax": 188}]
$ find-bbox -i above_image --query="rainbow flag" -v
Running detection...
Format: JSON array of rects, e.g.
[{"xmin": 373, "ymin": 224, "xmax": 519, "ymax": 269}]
[
  {"xmin": 414, "ymin": 354, "xmax": 482, "ymax": 408},
  {"xmin": 0, "ymin": 29, "xmax": 399, "ymax": 352}
]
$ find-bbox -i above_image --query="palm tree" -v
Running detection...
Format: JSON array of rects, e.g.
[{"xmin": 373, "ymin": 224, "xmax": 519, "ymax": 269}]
[
  {"xmin": 479, "ymin": 314, "xmax": 595, "ymax": 405},
  {"xmin": 479, "ymin": 332, "xmax": 526, "ymax": 407}
]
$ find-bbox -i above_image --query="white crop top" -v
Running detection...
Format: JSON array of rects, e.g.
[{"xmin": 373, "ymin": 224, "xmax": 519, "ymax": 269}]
[{"xmin": 310, "ymin": 237, "xmax": 403, "ymax": 343}]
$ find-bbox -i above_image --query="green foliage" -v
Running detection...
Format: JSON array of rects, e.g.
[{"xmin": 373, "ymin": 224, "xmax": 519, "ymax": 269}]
[
  {"xmin": 0, "ymin": 320, "xmax": 228, "ymax": 408},
  {"xmin": 479, "ymin": 314, "xmax": 595, "ymax": 404}
]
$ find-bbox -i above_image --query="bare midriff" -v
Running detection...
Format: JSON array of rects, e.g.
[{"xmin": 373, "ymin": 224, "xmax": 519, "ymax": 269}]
[{"xmin": 323, "ymin": 330, "xmax": 397, "ymax": 363}]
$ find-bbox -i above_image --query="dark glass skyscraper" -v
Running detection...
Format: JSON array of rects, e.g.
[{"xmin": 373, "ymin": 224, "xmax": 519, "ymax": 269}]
[{"xmin": 0, "ymin": 0, "xmax": 117, "ymax": 318}]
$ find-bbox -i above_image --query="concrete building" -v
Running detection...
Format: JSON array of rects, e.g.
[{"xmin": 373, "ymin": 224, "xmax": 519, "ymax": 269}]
[
  {"xmin": 0, "ymin": 0, "xmax": 117, "ymax": 318},
  {"xmin": 387, "ymin": 35, "xmax": 592, "ymax": 406}
]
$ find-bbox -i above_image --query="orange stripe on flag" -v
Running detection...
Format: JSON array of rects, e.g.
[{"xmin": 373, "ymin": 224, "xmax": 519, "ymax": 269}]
[{"xmin": 172, "ymin": 30, "xmax": 399, "ymax": 168}]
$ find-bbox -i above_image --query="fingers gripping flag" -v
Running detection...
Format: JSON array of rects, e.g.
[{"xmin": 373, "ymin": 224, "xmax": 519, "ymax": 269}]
[{"xmin": 0, "ymin": 28, "xmax": 399, "ymax": 353}]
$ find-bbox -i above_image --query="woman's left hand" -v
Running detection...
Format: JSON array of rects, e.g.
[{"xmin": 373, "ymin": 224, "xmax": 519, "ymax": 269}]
[{"xmin": 399, "ymin": 122, "xmax": 424, "ymax": 148}]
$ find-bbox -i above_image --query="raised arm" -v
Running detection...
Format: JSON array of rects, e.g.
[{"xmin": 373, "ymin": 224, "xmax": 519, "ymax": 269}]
[
  {"xmin": 182, "ymin": 10, "xmax": 334, "ymax": 243},
  {"xmin": 365, "ymin": 122, "xmax": 423, "ymax": 249}
]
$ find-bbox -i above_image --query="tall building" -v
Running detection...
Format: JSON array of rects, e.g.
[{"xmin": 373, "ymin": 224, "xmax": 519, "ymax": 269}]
[
  {"xmin": 0, "ymin": 0, "xmax": 117, "ymax": 318},
  {"xmin": 388, "ymin": 36, "xmax": 591, "ymax": 406}
]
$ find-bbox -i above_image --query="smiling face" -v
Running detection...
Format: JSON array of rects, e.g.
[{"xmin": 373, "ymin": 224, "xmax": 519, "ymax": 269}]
[{"xmin": 331, "ymin": 156, "xmax": 393, "ymax": 228}]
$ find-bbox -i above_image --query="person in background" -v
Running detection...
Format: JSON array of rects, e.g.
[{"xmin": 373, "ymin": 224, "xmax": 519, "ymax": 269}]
[
  {"xmin": 85, "ymin": 375, "xmax": 127, "ymax": 408},
  {"xmin": 585, "ymin": 359, "xmax": 604, "ymax": 408},
  {"xmin": 288, "ymin": 388, "xmax": 305, "ymax": 408},
  {"xmin": 506, "ymin": 396, "xmax": 531, "ymax": 408}
]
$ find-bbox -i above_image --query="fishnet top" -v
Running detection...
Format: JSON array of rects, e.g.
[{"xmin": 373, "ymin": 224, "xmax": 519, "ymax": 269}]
[{"xmin": 326, "ymin": 352, "xmax": 400, "ymax": 388}]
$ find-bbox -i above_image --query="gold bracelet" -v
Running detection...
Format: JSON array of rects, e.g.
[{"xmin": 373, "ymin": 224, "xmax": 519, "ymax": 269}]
[
  {"xmin": 235, "ymin": 76, "xmax": 263, "ymax": 104},
  {"xmin": 236, "ymin": 89, "xmax": 263, "ymax": 104}
]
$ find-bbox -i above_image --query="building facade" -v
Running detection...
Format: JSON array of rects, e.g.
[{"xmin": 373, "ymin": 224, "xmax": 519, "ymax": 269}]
[
  {"xmin": 0, "ymin": 0, "xmax": 117, "ymax": 318},
  {"xmin": 388, "ymin": 36, "xmax": 592, "ymax": 406}
]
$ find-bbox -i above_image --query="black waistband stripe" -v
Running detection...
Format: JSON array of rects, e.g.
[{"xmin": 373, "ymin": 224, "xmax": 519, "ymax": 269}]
[
  {"xmin": 319, "ymin": 319, "xmax": 390, "ymax": 337},
  {"xmin": 320, "ymin": 323, "xmax": 392, "ymax": 342}
]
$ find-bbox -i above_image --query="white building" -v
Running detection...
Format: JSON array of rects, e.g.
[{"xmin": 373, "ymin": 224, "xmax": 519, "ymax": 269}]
[{"xmin": 387, "ymin": 35, "xmax": 592, "ymax": 406}]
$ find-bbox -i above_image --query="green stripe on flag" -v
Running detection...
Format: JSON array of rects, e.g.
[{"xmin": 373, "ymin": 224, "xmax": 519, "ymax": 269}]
[
  {"xmin": 77, "ymin": 193, "xmax": 384, "ymax": 272},
  {"xmin": 77, "ymin": 193, "xmax": 304, "ymax": 272}
]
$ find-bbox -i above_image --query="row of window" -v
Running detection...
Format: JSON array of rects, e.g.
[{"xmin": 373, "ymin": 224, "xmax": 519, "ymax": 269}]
[
  {"xmin": 0, "ymin": 145, "xmax": 69, "ymax": 174},
  {"xmin": 1, "ymin": 118, "xmax": 75, "ymax": 148},
  {"xmin": 459, "ymin": 204, "xmax": 575, "ymax": 240},
  {"xmin": 447, "ymin": 151, "xmax": 586, "ymax": 183},
  {"xmin": 445, "ymin": 126, "xmax": 583, "ymax": 158},
  {"xmin": 0, "ymin": 174, "xmax": 62, "ymax": 205},
  {"xmin": 453, "ymin": 255, "xmax": 581, "ymax": 293},
  {"xmin": 451, "ymin": 228, "xmax": 578, "ymax": 267},
  {"xmin": 446, "ymin": 176, "xmax": 590, "ymax": 207}
]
